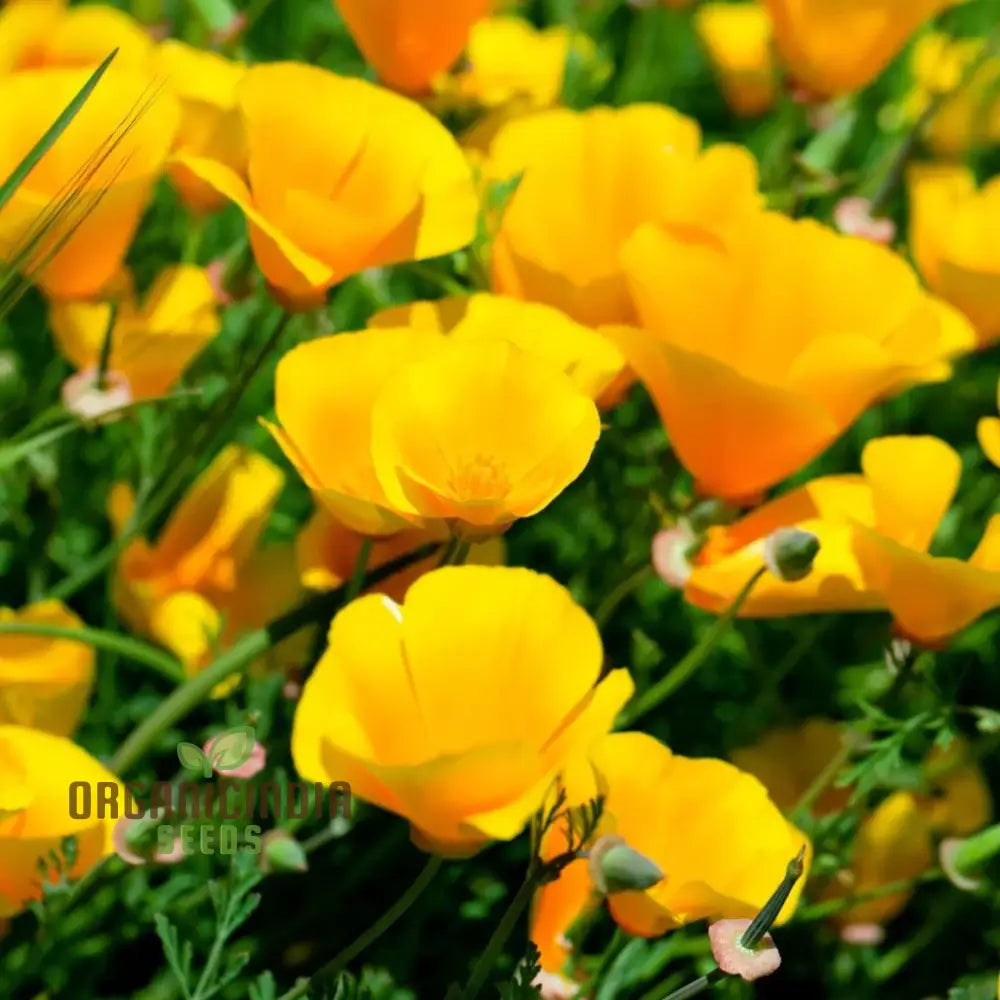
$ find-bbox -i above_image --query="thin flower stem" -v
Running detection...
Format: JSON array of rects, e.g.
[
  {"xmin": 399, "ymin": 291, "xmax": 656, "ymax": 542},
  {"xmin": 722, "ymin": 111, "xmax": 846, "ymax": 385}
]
[
  {"xmin": 657, "ymin": 969, "xmax": 725, "ymax": 1000},
  {"xmin": 95, "ymin": 301, "xmax": 118, "ymax": 390},
  {"xmin": 791, "ymin": 740, "xmax": 853, "ymax": 823},
  {"xmin": 594, "ymin": 565, "xmax": 653, "ymax": 629},
  {"xmin": 461, "ymin": 866, "xmax": 542, "ymax": 1000},
  {"xmin": 869, "ymin": 25, "xmax": 1000, "ymax": 215},
  {"xmin": 0, "ymin": 621, "xmax": 184, "ymax": 682},
  {"xmin": 110, "ymin": 542, "xmax": 441, "ymax": 775},
  {"xmin": 276, "ymin": 855, "xmax": 444, "ymax": 1000},
  {"xmin": 618, "ymin": 568, "xmax": 767, "ymax": 727},
  {"xmin": 793, "ymin": 869, "xmax": 943, "ymax": 923},
  {"xmin": 345, "ymin": 538, "xmax": 374, "ymax": 602},
  {"xmin": 590, "ymin": 927, "xmax": 629, "ymax": 995},
  {"xmin": 46, "ymin": 309, "xmax": 290, "ymax": 603}
]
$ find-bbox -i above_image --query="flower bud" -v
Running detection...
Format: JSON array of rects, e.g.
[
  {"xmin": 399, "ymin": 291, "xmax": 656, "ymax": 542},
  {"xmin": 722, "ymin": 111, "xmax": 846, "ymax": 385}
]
[
  {"xmin": 940, "ymin": 823, "xmax": 1000, "ymax": 891},
  {"xmin": 709, "ymin": 918, "xmax": 781, "ymax": 982},
  {"xmin": 587, "ymin": 834, "xmax": 663, "ymax": 895},
  {"xmin": 763, "ymin": 528, "xmax": 820, "ymax": 583},
  {"xmin": 261, "ymin": 831, "xmax": 308, "ymax": 874}
]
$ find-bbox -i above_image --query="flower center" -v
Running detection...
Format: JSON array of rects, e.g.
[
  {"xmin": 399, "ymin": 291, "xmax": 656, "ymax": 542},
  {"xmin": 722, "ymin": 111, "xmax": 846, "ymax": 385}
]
[{"xmin": 448, "ymin": 454, "xmax": 511, "ymax": 503}]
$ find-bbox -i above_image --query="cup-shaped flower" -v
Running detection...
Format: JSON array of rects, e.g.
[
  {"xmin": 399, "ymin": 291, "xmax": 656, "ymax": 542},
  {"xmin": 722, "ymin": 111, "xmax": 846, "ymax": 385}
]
[
  {"xmin": 531, "ymin": 732, "xmax": 808, "ymax": 973},
  {"xmin": 368, "ymin": 294, "xmax": 626, "ymax": 403},
  {"xmin": 694, "ymin": 3, "xmax": 777, "ymax": 117},
  {"xmin": 979, "ymin": 380, "xmax": 1000, "ymax": 469},
  {"xmin": 296, "ymin": 506, "xmax": 503, "ymax": 601},
  {"xmin": 293, "ymin": 566, "xmax": 633, "ymax": 855},
  {"xmin": 334, "ymin": 0, "xmax": 491, "ymax": 94},
  {"xmin": 685, "ymin": 436, "xmax": 1000, "ymax": 645},
  {"xmin": 613, "ymin": 213, "xmax": 973, "ymax": 500},
  {"xmin": 113, "ymin": 446, "xmax": 302, "ymax": 673},
  {"xmin": 764, "ymin": 0, "xmax": 958, "ymax": 99},
  {"xmin": 156, "ymin": 40, "xmax": 247, "ymax": 214},
  {"xmin": 174, "ymin": 62, "xmax": 478, "ymax": 308},
  {"xmin": 487, "ymin": 104, "xmax": 761, "ymax": 326},
  {"xmin": 0, "ymin": 725, "xmax": 120, "ymax": 916},
  {"xmin": 0, "ymin": 601, "xmax": 94, "ymax": 736},
  {"xmin": 0, "ymin": 65, "xmax": 178, "ymax": 299},
  {"xmin": 269, "ymin": 333, "xmax": 601, "ymax": 538},
  {"xmin": 49, "ymin": 265, "xmax": 220, "ymax": 399},
  {"xmin": 909, "ymin": 164, "xmax": 1000, "ymax": 348},
  {"xmin": 434, "ymin": 17, "xmax": 597, "ymax": 112},
  {"xmin": 0, "ymin": 0, "xmax": 154, "ymax": 75},
  {"xmin": 902, "ymin": 34, "xmax": 1000, "ymax": 157}
]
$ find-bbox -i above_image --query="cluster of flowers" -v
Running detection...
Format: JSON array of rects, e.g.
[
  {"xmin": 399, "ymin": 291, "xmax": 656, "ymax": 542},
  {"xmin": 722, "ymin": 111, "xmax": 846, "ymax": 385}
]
[{"xmin": 2, "ymin": 0, "xmax": 1000, "ymax": 994}]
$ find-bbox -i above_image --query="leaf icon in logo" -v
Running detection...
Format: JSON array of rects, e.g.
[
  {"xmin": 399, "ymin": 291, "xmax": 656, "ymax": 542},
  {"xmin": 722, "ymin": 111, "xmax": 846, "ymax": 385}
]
[
  {"xmin": 208, "ymin": 726, "xmax": 256, "ymax": 773},
  {"xmin": 177, "ymin": 741, "xmax": 212, "ymax": 778}
]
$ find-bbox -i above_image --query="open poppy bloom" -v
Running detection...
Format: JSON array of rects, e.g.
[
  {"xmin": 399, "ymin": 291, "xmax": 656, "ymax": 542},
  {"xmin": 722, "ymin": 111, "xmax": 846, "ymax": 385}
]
[
  {"xmin": 909, "ymin": 164, "xmax": 1000, "ymax": 348},
  {"xmin": 0, "ymin": 0, "xmax": 153, "ymax": 75},
  {"xmin": 487, "ymin": 104, "xmax": 762, "ymax": 326},
  {"xmin": 296, "ymin": 505, "xmax": 504, "ymax": 602},
  {"xmin": 0, "ymin": 725, "xmax": 120, "ymax": 916},
  {"xmin": 694, "ymin": 2, "xmax": 777, "ymax": 117},
  {"xmin": 764, "ymin": 0, "xmax": 959, "ymax": 100},
  {"xmin": 335, "ymin": 0, "xmax": 491, "ymax": 94},
  {"xmin": 156, "ymin": 40, "xmax": 247, "ymax": 214},
  {"xmin": 531, "ymin": 732, "xmax": 808, "ymax": 973},
  {"xmin": 433, "ymin": 17, "xmax": 597, "ymax": 112},
  {"xmin": 613, "ymin": 213, "xmax": 973, "ymax": 500},
  {"xmin": 685, "ymin": 436, "xmax": 1000, "ymax": 646},
  {"xmin": 112, "ymin": 446, "xmax": 302, "ymax": 674},
  {"xmin": 0, "ymin": 602, "xmax": 94, "ymax": 737},
  {"xmin": 368, "ymin": 294, "xmax": 626, "ymax": 403},
  {"xmin": 268, "ymin": 331, "xmax": 601, "ymax": 538},
  {"xmin": 0, "ymin": 65, "xmax": 178, "ymax": 299},
  {"xmin": 49, "ymin": 265, "xmax": 220, "ymax": 399},
  {"xmin": 292, "ymin": 566, "xmax": 633, "ymax": 855},
  {"xmin": 174, "ymin": 61, "xmax": 479, "ymax": 308},
  {"xmin": 903, "ymin": 33, "xmax": 1000, "ymax": 157}
]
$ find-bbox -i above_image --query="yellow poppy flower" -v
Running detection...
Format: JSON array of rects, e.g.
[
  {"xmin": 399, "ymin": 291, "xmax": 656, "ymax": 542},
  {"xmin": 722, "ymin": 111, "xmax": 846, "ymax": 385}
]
[
  {"xmin": 686, "ymin": 436, "xmax": 1000, "ymax": 646},
  {"xmin": 49, "ymin": 265, "xmax": 220, "ymax": 399},
  {"xmin": 531, "ymin": 732, "xmax": 808, "ymax": 973},
  {"xmin": 487, "ymin": 104, "xmax": 762, "ymax": 326},
  {"xmin": 903, "ymin": 33, "xmax": 1000, "ymax": 157},
  {"xmin": 694, "ymin": 3, "xmax": 777, "ymax": 117},
  {"xmin": 335, "ymin": 0, "xmax": 491, "ymax": 94},
  {"xmin": 0, "ymin": 65, "xmax": 178, "ymax": 299},
  {"xmin": 0, "ymin": 602, "xmax": 94, "ymax": 737},
  {"xmin": 174, "ymin": 62, "xmax": 478, "ymax": 308},
  {"xmin": 764, "ymin": 0, "xmax": 960, "ymax": 99},
  {"xmin": 113, "ymin": 446, "xmax": 301, "ymax": 674},
  {"xmin": 613, "ymin": 213, "xmax": 973, "ymax": 500},
  {"xmin": 0, "ymin": 725, "xmax": 120, "ymax": 916},
  {"xmin": 269, "ymin": 332, "xmax": 601, "ymax": 538},
  {"xmin": 155, "ymin": 40, "xmax": 247, "ymax": 214},
  {"xmin": 434, "ymin": 17, "xmax": 595, "ymax": 111},
  {"xmin": 909, "ymin": 164, "xmax": 1000, "ymax": 348},
  {"xmin": 368, "ymin": 294, "xmax": 626, "ymax": 403},
  {"xmin": 978, "ymin": 380, "xmax": 1000, "ymax": 469},
  {"xmin": 292, "ymin": 565, "xmax": 634, "ymax": 855},
  {"xmin": 0, "ymin": 0, "xmax": 153, "ymax": 75}
]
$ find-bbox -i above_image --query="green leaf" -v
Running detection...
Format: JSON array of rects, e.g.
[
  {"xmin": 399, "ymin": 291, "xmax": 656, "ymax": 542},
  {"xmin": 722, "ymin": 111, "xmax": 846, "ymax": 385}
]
[
  {"xmin": 209, "ymin": 725, "xmax": 256, "ymax": 771},
  {"xmin": 0, "ymin": 48, "xmax": 117, "ymax": 215},
  {"xmin": 177, "ymin": 740, "xmax": 212, "ymax": 777}
]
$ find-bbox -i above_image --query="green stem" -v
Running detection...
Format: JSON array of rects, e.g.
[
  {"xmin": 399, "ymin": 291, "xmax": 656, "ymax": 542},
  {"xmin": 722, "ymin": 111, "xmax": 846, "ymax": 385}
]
[
  {"xmin": 0, "ymin": 621, "xmax": 184, "ymax": 682},
  {"xmin": 345, "ymin": 538, "xmax": 374, "ymax": 602},
  {"xmin": 618, "ymin": 568, "xmax": 766, "ymax": 727},
  {"xmin": 657, "ymin": 969, "xmax": 725, "ymax": 1000},
  {"xmin": 591, "ymin": 928, "xmax": 629, "ymax": 997},
  {"xmin": 791, "ymin": 739, "xmax": 853, "ymax": 823},
  {"xmin": 869, "ymin": 25, "xmax": 1000, "ymax": 215},
  {"xmin": 95, "ymin": 301, "xmax": 118, "ymax": 390},
  {"xmin": 276, "ymin": 855, "xmax": 444, "ymax": 1000},
  {"xmin": 110, "ymin": 542, "xmax": 440, "ymax": 775},
  {"xmin": 793, "ymin": 869, "xmax": 943, "ymax": 923},
  {"xmin": 461, "ymin": 867, "xmax": 541, "ymax": 1000},
  {"xmin": 594, "ymin": 566, "xmax": 653, "ymax": 629}
]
